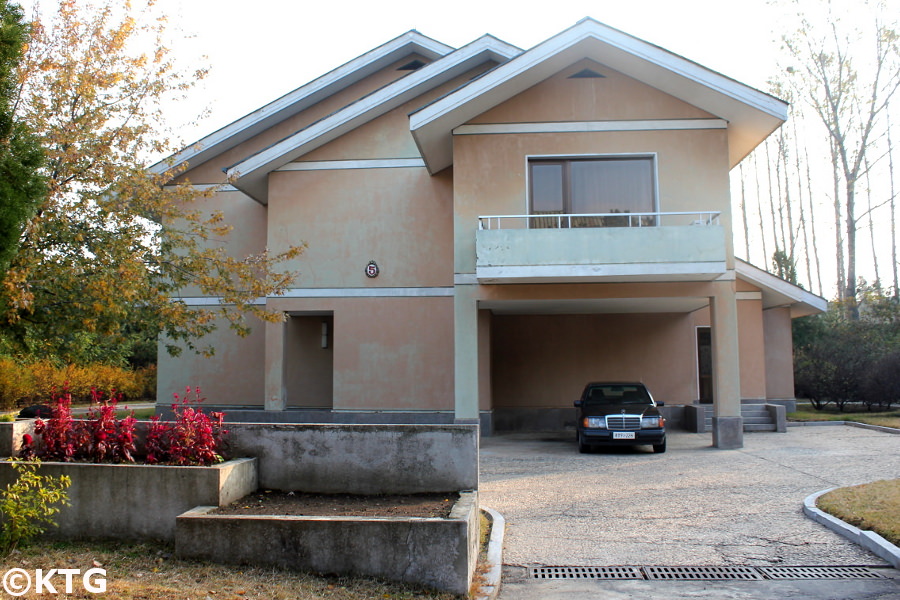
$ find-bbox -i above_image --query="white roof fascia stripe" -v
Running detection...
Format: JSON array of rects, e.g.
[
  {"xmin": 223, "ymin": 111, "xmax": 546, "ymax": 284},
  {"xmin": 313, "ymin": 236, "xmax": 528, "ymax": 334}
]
[
  {"xmin": 227, "ymin": 35, "xmax": 521, "ymax": 203},
  {"xmin": 149, "ymin": 31, "xmax": 453, "ymax": 176},
  {"xmin": 276, "ymin": 158, "xmax": 426, "ymax": 171},
  {"xmin": 410, "ymin": 18, "xmax": 788, "ymax": 173},
  {"xmin": 454, "ymin": 119, "xmax": 728, "ymax": 135},
  {"xmin": 736, "ymin": 259, "xmax": 827, "ymax": 315}
]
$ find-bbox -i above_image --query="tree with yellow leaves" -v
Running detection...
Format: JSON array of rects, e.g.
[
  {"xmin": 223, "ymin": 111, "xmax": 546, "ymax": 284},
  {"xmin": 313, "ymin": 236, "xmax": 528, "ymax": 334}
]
[{"xmin": 1, "ymin": 0, "xmax": 302, "ymax": 364}]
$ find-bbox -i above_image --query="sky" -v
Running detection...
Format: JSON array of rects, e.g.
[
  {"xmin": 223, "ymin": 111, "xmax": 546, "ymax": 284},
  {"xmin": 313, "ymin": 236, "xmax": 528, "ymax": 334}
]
[
  {"xmin": 23, "ymin": 0, "xmax": 892, "ymax": 298},
  {"xmin": 161, "ymin": 0, "xmax": 787, "ymax": 145}
]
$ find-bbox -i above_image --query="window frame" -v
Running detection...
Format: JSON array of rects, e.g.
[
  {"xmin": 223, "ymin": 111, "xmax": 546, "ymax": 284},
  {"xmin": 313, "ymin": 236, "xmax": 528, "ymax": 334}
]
[{"xmin": 526, "ymin": 154, "xmax": 659, "ymax": 227}]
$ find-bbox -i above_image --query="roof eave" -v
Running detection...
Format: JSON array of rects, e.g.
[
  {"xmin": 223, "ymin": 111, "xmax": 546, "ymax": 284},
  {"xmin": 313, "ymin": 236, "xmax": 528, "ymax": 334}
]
[
  {"xmin": 149, "ymin": 30, "xmax": 455, "ymax": 178},
  {"xmin": 736, "ymin": 259, "xmax": 828, "ymax": 317},
  {"xmin": 227, "ymin": 35, "xmax": 521, "ymax": 203},
  {"xmin": 410, "ymin": 18, "xmax": 788, "ymax": 173}
]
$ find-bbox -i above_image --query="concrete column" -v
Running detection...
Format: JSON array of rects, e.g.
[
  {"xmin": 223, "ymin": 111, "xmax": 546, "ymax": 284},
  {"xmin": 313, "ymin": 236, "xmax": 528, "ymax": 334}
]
[
  {"xmin": 454, "ymin": 285, "xmax": 479, "ymax": 423},
  {"xmin": 264, "ymin": 317, "xmax": 287, "ymax": 411},
  {"xmin": 710, "ymin": 280, "xmax": 743, "ymax": 448}
]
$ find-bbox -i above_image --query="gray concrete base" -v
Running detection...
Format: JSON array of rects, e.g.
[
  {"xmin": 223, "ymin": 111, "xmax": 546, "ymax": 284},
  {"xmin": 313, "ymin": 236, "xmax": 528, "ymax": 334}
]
[
  {"xmin": 176, "ymin": 490, "xmax": 479, "ymax": 595},
  {"xmin": 0, "ymin": 458, "xmax": 258, "ymax": 541},
  {"xmin": 712, "ymin": 416, "xmax": 744, "ymax": 448}
]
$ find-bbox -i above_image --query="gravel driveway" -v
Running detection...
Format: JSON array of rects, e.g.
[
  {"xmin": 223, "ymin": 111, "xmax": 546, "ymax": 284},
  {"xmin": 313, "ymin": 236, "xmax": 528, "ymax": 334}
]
[{"xmin": 479, "ymin": 426, "xmax": 900, "ymax": 568}]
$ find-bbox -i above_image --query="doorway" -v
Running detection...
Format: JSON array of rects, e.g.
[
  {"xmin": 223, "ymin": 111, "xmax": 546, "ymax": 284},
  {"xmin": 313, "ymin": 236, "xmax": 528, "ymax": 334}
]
[
  {"xmin": 697, "ymin": 326, "xmax": 712, "ymax": 403},
  {"xmin": 284, "ymin": 314, "xmax": 334, "ymax": 408}
]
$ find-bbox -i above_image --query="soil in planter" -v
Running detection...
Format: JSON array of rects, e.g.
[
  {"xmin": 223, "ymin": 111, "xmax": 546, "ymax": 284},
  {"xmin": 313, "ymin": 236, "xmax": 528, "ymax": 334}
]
[{"xmin": 213, "ymin": 490, "xmax": 460, "ymax": 518}]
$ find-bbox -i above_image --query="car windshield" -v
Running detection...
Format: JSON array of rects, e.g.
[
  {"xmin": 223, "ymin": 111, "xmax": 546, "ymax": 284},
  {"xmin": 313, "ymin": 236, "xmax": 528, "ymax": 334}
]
[{"xmin": 584, "ymin": 385, "xmax": 651, "ymax": 405}]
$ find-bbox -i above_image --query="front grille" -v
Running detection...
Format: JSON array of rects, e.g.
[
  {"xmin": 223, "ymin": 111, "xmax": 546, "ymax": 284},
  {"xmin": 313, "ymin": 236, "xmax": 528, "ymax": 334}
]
[{"xmin": 606, "ymin": 415, "xmax": 641, "ymax": 430}]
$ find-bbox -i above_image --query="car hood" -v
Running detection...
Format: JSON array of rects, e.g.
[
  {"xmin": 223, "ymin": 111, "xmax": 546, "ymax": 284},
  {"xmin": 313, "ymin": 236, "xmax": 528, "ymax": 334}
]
[{"xmin": 580, "ymin": 403, "xmax": 660, "ymax": 418}]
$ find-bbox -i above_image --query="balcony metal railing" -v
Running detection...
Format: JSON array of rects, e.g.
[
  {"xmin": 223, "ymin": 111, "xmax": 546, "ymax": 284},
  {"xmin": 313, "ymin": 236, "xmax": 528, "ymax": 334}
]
[{"xmin": 477, "ymin": 211, "xmax": 721, "ymax": 230}]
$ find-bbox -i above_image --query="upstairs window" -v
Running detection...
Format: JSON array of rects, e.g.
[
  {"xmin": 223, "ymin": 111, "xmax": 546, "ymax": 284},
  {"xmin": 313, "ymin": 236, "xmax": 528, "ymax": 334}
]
[{"xmin": 529, "ymin": 157, "xmax": 656, "ymax": 227}]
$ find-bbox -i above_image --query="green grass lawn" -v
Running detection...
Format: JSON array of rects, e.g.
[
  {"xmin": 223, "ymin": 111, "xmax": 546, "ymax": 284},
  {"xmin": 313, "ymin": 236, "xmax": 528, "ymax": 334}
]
[
  {"xmin": 788, "ymin": 403, "xmax": 900, "ymax": 429},
  {"xmin": 818, "ymin": 479, "xmax": 900, "ymax": 547}
]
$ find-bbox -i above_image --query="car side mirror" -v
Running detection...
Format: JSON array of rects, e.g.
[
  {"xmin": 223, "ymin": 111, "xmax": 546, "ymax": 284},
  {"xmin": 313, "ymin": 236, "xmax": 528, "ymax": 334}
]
[
  {"xmin": 574, "ymin": 400, "xmax": 583, "ymax": 408},
  {"xmin": 656, "ymin": 401, "xmax": 665, "ymax": 407}
]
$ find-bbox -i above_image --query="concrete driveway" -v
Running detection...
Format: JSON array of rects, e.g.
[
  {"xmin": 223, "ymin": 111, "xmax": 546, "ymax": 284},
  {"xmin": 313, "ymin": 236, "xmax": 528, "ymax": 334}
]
[{"xmin": 479, "ymin": 426, "xmax": 900, "ymax": 599}]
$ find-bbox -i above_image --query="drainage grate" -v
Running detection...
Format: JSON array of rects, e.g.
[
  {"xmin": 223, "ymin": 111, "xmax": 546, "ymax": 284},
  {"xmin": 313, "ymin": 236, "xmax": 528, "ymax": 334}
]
[
  {"xmin": 528, "ymin": 565, "xmax": 890, "ymax": 582},
  {"xmin": 643, "ymin": 566, "xmax": 764, "ymax": 581},
  {"xmin": 530, "ymin": 566, "xmax": 644, "ymax": 580},
  {"xmin": 758, "ymin": 566, "xmax": 885, "ymax": 580}
]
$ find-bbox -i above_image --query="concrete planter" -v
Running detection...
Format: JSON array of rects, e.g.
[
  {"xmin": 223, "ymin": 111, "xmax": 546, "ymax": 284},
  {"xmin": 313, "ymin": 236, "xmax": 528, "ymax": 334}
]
[
  {"xmin": 0, "ymin": 458, "xmax": 257, "ymax": 541},
  {"xmin": 175, "ymin": 490, "xmax": 479, "ymax": 595}
]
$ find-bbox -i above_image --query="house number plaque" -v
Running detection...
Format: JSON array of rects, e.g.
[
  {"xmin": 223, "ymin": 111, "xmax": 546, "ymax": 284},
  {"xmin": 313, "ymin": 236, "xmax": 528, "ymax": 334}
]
[{"xmin": 365, "ymin": 261, "xmax": 379, "ymax": 278}]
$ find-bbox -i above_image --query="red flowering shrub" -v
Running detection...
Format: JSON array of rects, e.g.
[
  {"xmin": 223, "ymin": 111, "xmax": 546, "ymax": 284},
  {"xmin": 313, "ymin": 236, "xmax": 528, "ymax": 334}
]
[
  {"xmin": 146, "ymin": 387, "xmax": 228, "ymax": 466},
  {"xmin": 23, "ymin": 385, "xmax": 225, "ymax": 466}
]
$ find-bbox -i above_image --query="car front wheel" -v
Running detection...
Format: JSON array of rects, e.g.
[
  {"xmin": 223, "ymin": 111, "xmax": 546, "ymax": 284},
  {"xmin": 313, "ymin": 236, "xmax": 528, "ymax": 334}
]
[
  {"xmin": 652, "ymin": 440, "xmax": 667, "ymax": 453},
  {"xmin": 578, "ymin": 434, "xmax": 591, "ymax": 454}
]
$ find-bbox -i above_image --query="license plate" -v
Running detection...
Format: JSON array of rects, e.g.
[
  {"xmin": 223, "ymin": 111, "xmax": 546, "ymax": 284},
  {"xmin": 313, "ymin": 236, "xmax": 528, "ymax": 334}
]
[{"xmin": 613, "ymin": 432, "xmax": 636, "ymax": 440}]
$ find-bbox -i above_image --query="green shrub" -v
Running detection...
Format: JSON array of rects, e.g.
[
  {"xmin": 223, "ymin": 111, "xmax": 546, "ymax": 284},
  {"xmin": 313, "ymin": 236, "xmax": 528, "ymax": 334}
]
[{"xmin": 0, "ymin": 459, "xmax": 71, "ymax": 554}]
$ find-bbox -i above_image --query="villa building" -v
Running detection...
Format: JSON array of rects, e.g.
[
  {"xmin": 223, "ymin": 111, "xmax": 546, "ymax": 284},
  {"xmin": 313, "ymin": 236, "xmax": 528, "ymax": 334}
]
[{"xmin": 154, "ymin": 18, "xmax": 826, "ymax": 448}]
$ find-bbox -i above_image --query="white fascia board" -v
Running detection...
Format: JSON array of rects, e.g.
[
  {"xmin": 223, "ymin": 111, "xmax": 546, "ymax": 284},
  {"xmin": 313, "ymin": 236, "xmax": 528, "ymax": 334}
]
[
  {"xmin": 149, "ymin": 31, "xmax": 454, "ymax": 176},
  {"xmin": 411, "ymin": 18, "xmax": 788, "ymax": 173},
  {"xmin": 227, "ymin": 35, "xmax": 520, "ymax": 203},
  {"xmin": 454, "ymin": 119, "xmax": 727, "ymax": 135},
  {"xmin": 476, "ymin": 262, "xmax": 727, "ymax": 283},
  {"xmin": 736, "ymin": 259, "xmax": 827, "ymax": 314}
]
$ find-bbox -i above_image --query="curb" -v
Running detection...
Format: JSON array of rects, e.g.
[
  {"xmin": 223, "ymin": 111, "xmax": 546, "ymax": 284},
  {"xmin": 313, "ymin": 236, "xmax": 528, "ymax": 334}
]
[
  {"xmin": 476, "ymin": 506, "xmax": 505, "ymax": 600},
  {"xmin": 803, "ymin": 488, "xmax": 900, "ymax": 569},
  {"xmin": 788, "ymin": 420, "xmax": 900, "ymax": 435}
]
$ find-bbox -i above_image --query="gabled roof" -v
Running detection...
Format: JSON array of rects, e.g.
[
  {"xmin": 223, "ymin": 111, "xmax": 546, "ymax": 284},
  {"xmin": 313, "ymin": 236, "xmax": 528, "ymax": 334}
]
[
  {"xmin": 226, "ymin": 34, "xmax": 522, "ymax": 203},
  {"xmin": 736, "ymin": 259, "xmax": 827, "ymax": 317},
  {"xmin": 410, "ymin": 18, "xmax": 789, "ymax": 174},
  {"xmin": 150, "ymin": 30, "xmax": 454, "ymax": 177}
]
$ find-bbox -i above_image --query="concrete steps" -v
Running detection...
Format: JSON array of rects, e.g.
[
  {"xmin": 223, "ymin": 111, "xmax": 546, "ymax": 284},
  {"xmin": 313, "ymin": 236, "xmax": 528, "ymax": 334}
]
[{"xmin": 701, "ymin": 404, "xmax": 777, "ymax": 432}]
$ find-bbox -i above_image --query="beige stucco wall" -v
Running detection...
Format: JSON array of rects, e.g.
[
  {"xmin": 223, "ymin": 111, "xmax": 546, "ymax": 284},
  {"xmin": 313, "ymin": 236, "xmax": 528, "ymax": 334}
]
[
  {"xmin": 169, "ymin": 190, "xmax": 268, "ymax": 297},
  {"xmin": 267, "ymin": 167, "xmax": 453, "ymax": 288},
  {"xmin": 472, "ymin": 60, "xmax": 715, "ymax": 123},
  {"xmin": 764, "ymin": 306, "xmax": 796, "ymax": 400},
  {"xmin": 737, "ymin": 295, "xmax": 767, "ymax": 400},
  {"xmin": 491, "ymin": 312, "xmax": 698, "ymax": 409},
  {"xmin": 453, "ymin": 129, "xmax": 732, "ymax": 274},
  {"xmin": 267, "ymin": 296, "xmax": 454, "ymax": 412},
  {"xmin": 157, "ymin": 315, "xmax": 265, "ymax": 407}
]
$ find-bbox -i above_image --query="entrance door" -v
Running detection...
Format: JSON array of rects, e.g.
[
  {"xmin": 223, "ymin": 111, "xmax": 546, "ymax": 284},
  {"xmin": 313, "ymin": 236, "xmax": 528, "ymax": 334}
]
[
  {"xmin": 284, "ymin": 314, "xmax": 334, "ymax": 408},
  {"xmin": 697, "ymin": 327, "xmax": 713, "ymax": 403}
]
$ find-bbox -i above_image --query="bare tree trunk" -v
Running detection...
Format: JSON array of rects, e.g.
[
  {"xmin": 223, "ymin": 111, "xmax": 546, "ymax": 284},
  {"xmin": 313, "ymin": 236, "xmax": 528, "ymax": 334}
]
[
  {"xmin": 889, "ymin": 110, "xmax": 898, "ymax": 298},
  {"xmin": 864, "ymin": 153, "xmax": 880, "ymax": 285},
  {"xmin": 739, "ymin": 163, "xmax": 751, "ymax": 260},
  {"xmin": 766, "ymin": 140, "xmax": 783, "ymax": 261},
  {"xmin": 792, "ymin": 117, "xmax": 813, "ymax": 291},
  {"xmin": 804, "ymin": 138, "xmax": 824, "ymax": 296},
  {"xmin": 831, "ymin": 138, "xmax": 846, "ymax": 302},
  {"xmin": 753, "ymin": 150, "xmax": 768, "ymax": 266}
]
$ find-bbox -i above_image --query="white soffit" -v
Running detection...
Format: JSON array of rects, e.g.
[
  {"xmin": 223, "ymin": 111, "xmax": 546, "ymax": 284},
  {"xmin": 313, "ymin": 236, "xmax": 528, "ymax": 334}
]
[
  {"xmin": 227, "ymin": 35, "xmax": 521, "ymax": 203},
  {"xmin": 481, "ymin": 297, "xmax": 710, "ymax": 315},
  {"xmin": 149, "ymin": 30, "xmax": 454, "ymax": 176},
  {"xmin": 410, "ymin": 17, "xmax": 788, "ymax": 174},
  {"xmin": 736, "ymin": 259, "xmax": 827, "ymax": 316}
]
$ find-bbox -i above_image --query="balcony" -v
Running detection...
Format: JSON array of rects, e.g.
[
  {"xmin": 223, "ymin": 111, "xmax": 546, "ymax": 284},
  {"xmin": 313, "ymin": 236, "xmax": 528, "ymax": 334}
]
[{"xmin": 475, "ymin": 212, "xmax": 727, "ymax": 284}]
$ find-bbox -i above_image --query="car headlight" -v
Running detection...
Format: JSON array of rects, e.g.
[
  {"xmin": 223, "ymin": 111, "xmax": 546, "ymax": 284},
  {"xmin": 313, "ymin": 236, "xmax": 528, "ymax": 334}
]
[
  {"xmin": 641, "ymin": 416, "xmax": 664, "ymax": 429},
  {"xmin": 583, "ymin": 417, "xmax": 606, "ymax": 429}
]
